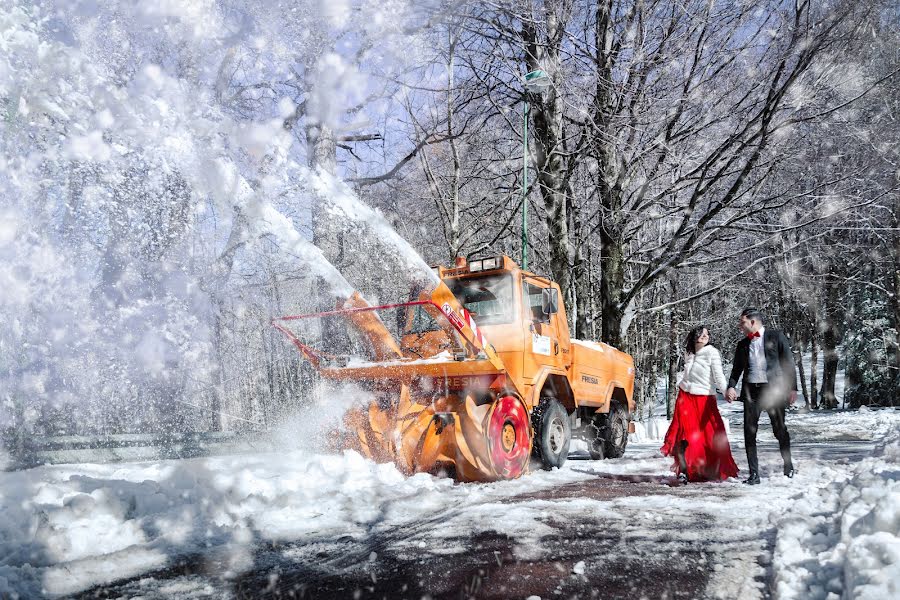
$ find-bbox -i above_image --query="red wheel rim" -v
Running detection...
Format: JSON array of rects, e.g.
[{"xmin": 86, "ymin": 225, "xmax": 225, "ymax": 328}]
[{"xmin": 486, "ymin": 395, "xmax": 530, "ymax": 479}]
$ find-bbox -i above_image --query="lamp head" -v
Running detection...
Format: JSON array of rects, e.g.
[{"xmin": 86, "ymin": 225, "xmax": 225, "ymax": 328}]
[{"xmin": 523, "ymin": 69, "xmax": 551, "ymax": 93}]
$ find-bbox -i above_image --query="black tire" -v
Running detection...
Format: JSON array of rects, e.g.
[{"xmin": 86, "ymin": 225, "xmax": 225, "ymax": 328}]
[
  {"xmin": 589, "ymin": 403, "xmax": 629, "ymax": 459},
  {"xmin": 532, "ymin": 399, "xmax": 571, "ymax": 469}
]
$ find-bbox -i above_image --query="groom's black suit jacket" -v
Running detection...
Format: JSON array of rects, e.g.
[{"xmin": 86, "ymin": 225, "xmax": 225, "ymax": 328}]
[{"xmin": 728, "ymin": 329, "xmax": 797, "ymax": 404}]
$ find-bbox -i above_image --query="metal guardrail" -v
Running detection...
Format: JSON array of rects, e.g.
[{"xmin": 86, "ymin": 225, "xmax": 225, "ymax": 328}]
[{"xmin": 1, "ymin": 430, "xmax": 276, "ymax": 471}]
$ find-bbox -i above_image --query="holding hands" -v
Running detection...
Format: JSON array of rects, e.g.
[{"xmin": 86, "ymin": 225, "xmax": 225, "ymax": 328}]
[{"xmin": 724, "ymin": 388, "xmax": 796, "ymax": 405}]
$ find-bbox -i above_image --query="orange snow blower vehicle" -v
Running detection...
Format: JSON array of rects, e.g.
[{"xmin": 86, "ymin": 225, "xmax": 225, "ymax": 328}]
[{"xmin": 273, "ymin": 256, "xmax": 635, "ymax": 482}]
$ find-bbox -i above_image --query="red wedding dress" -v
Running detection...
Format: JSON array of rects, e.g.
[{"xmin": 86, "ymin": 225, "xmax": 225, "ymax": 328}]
[{"xmin": 661, "ymin": 390, "xmax": 739, "ymax": 481}]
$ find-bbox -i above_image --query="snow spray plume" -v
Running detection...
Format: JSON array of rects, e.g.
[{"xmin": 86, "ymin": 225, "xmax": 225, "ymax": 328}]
[
  {"xmin": 271, "ymin": 381, "xmax": 373, "ymax": 452},
  {"xmin": 311, "ymin": 171, "xmax": 440, "ymax": 290},
  {"xmin": 208, "ymin": 159, "xmax": 355, "ymax": 299},
  {"xmin": 0, "ymin": 0, "xmax": 433, "ymax": 440},
  {"xmin": 0, "ymin": 1, "xmax": 361, "ymax": 439}
]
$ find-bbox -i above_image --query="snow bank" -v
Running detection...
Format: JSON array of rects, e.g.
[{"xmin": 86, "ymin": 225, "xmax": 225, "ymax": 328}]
[
  {"xmin": 630, "ymin": 416, "xmax": 671, "ymax": 442},
  {"xmin": 784, "ymin": 407, "xmax": 898, "ymax": 443},
  {"xmin": 773, "ymin": 423, "xmax": 900, "ymax": 600}
]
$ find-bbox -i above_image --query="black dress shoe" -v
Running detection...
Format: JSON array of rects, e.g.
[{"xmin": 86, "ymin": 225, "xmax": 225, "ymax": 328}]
[
  {"xmin": 784, "ymin": 466, "xmax": 795, "ymax": 478},
  {"xmin": 743, "ymin": 473, "xmax": 760, "ymax": 485}
]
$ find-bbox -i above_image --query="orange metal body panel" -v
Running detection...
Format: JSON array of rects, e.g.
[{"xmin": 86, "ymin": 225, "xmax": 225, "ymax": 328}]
[{"xmin": 569, "ymin": 340, "xmax": 636, "ymax": 412}]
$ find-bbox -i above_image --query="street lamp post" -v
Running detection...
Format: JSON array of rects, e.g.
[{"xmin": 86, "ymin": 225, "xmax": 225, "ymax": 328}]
[{"xmin": 521, "ymin": 69, "xmax": 551, "ymax": 271}]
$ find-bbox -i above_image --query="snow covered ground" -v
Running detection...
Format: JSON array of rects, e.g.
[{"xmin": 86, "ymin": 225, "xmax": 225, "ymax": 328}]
[{"xmin": 1, "ymin": 407, "xmax": 897, "ymax": 599}]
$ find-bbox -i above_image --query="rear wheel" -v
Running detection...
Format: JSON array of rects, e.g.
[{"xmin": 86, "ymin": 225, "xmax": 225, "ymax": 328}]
[
  {"xmin": 588, "ymin": 423, "xmax": 605, "ymax": 460},
  {"xmin": 589, "ymin": 403, "xmax": 629, "ymax": 459},
  {"xmin": 532, "ymin": 399, "xmax": 571, "ymax": 469}
]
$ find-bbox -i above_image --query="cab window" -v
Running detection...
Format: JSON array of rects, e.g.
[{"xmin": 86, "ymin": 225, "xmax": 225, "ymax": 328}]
[
  {"xmin": 446, "ymin": 274, "xmax": 514, "ymax": 325},
  {"xmin": 523, "ymin": 282, "xmax": 547, "ymax": 322}
]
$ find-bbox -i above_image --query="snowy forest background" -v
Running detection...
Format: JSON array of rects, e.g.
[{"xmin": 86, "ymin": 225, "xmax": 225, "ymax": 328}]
[{"xmin": 1, "ymin": 0, "xmax": 898, "ymax": 443}]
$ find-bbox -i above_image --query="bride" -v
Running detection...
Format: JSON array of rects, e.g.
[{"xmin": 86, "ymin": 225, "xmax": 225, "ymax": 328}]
[{"xmin": 661, "ymin": 326, "xmax": 739, "ymax": 483}]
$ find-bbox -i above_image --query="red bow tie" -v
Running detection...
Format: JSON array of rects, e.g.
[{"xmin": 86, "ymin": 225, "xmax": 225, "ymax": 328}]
[{"xmin": 747, "ymin": 331, "xmax": 760, "ymax": 339}]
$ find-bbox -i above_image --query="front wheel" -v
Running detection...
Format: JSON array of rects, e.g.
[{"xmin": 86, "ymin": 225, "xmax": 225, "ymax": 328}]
[
  {"xmin": 532, "ymin": 399, "xmax": 571, "ymax": 469},
  {"xmin": 486, "ymin": 395, "xmax": 531, "ymax": 479}
]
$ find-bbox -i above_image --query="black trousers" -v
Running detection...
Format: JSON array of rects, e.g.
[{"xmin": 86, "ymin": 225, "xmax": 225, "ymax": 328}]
[{"xmin": 743, "ymin": 383, "xmax": 793, "ymax": 475}]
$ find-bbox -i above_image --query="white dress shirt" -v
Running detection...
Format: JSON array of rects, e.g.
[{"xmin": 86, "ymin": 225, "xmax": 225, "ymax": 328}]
[{"xmin": 747, "ymin": 326, "xmax": 768, "ymax": 383}]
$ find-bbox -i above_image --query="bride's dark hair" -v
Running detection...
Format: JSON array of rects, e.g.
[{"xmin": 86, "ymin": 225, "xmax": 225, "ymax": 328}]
[{"xmin": 684, "ymin": 326, "xmax": 710, "ymax": 356}]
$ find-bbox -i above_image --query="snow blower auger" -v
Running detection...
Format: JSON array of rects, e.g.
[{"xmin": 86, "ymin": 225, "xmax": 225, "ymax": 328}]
[
  {"xmin": 272, "ymin": 279, "xmax": 532, "ymax": 482},
  {"xmin": 273, "ymin": 255, "xmax": 637, "ymax": 483}
]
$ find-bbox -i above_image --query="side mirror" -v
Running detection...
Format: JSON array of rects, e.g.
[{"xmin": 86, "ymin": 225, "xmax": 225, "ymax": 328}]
[{"xmin": 541, "ymin": 288, "xmax": 559, "ymax": 317}]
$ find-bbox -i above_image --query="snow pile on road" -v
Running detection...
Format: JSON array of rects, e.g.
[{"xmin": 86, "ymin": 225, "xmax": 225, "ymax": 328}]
[
  {"xmin": 0, "ymin": 452, "xmax": 412, "ymax": 597},
  {"xmin": 0, "ymin": 448, "xmax": 594, "ymax": 598},
  {"xmin": 774, "ymin": 422, "xmax": 900, "ymax": 599}
]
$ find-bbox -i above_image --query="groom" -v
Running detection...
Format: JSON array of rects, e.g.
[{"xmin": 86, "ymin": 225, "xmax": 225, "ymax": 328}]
[{"xmin": 725, "ymin": 308, "xmax": 797, "ymax": 485}]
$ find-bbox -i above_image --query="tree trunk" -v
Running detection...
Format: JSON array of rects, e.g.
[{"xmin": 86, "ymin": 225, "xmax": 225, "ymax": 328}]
[
  {"xmin": 666, "ymin": 280, "xmax": 679, "ymax": 419},
  {"xmin": 820, "ymin": 281, "xmax": 843, "ymax": 409},
  {"xmin": 447, "ymin": 27, "xmax": 462, "ymax": 256},
  {"xmin": 308, "ymin": 121, "xmax": 340, "ymax": 265},
  {"xmin": 587, "ymin": 236, "xmax": 598, "ymax": 339},
  {"xmin": 599, "ymin": 229, "xmax": 626, "ymax": 348},
  {"xmin": 796, "ymin": 345, "xmax": 809, "ymax": 408},
  {"xmin": 306, "ymin": 31, "xmax": 341, "ymax": 267},
  {"xmin": 666, "ymin": 314, "xmax": 679, "ymax": 420},
  {"xmin": 307, "ymin": 91, "xmax": 345, "ymax": 358},
  {"xmin": 542, "ymin": 189, "xmax": 570, "ymax": 301},
  {"xmin": 308, "ymin": 122, "xmax": 337, "ymax": 175},
  {"xmin": 209, "ymin": 310, "xmax": 225, "ymax": 431},
  {"xmin": 820, "ymin": 341, "xmax": 839, "ymax": 409},
  {"xmin": 569, "ymin": 196, "xmax": 590, "ymax": 338},
  {"xmin": 523, "ymin": 3, "xmax": 572, "ymax": 304},
  {"xmin": 889, "ymin": 207, "xmax": 900, "ymax": 396},
  {"xmin": 593, "ymin": 0, "xmax": 628, "ymax": 348},
  {"xmin": 810, "ymin": 332, "xmax": 819, "ymax": 410}
]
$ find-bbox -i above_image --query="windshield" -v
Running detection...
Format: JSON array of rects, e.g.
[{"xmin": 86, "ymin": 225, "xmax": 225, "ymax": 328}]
[{"xmin": 446, "ymin": 274, "xmax": 515, "ymax": 326}]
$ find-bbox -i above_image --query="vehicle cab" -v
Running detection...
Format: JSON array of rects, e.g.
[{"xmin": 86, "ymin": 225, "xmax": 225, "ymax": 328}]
[{"xmin": 404, "ymin": 256, "xmax": 570, "ymax": 404}]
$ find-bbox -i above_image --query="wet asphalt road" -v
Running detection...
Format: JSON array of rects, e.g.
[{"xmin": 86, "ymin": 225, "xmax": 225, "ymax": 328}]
[{"xmin": 74, "ymin": 436, "xmax": 875, "ymax": 600}]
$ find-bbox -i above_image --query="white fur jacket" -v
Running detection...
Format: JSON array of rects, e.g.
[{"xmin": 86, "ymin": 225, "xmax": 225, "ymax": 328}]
[{"xmin": 678, "ymin": 345, "xmax": 729, "ymax": 396}]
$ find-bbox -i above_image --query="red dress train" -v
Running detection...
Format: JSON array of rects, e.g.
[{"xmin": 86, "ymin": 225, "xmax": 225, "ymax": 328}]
[{"xmin": 661, "ymin": 390, "xmax": 739, "ymax": 481}]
